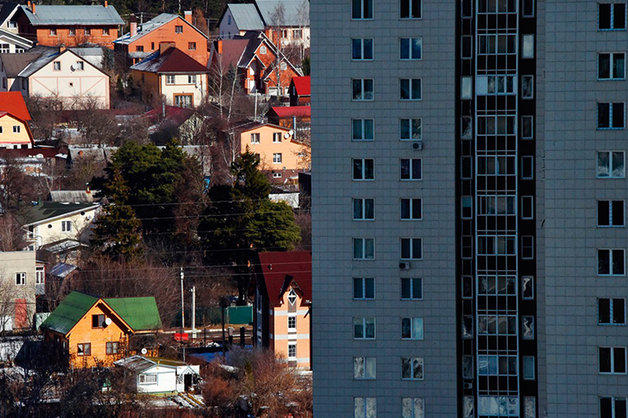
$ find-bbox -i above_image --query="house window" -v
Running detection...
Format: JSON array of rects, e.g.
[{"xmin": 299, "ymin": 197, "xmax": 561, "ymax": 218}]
[
  {"xmin": 62, "ymin": 221, "xmax": 72, "ymax": 232},
  {"xmin": 139, "ymin": 374, "xmax": 157, "ymax": 384},
  {"xmin": 599, "ymin": 3, "xmax": 627, "ymax": 30},
  {"xmin": 353, "ymin": 159, "xmax": 374, "ymax": 180},
  {"xmin": 293, "ymin": 29, "xmax": 303, "ymax": 39},
  {"xmin": 106, "ymin": 342, "xmax": 119, "ymax": 354},
  {"xmin": 598, "ymin": 200, "xmax": 625, "ymax": 226},
  {"xmin": 353, "ymin": 238, "xmax": 375, "ymax": 260},
  {"xmin": 15, "ymin": 273, "xmax": 25, "ymax": 285},
  {"xmin": 188, "ymin": 42, "xmax": 196, "ymax": 50},
  {"xmin": 400, "ymin": 198, "xmax": 422, "ymax": 220},
  {"xmin": 0, "ymin": 44, "xmax": 8, "ymax": 53},
  {"xmin": 77, "ymin": 343, "xmax": 91, "ymax": 356},
  {"xmin": 92, "ymin": 314, "xmax": 105, "ymax": 328},
  {"xmin": 598, "ymin": 249, "xmax": 625, "ymax": 275},
  {"xmin": 402, "ymin": 398, "xmax": 425, "ymax": 418},
  {"xmin": 175, "ymin": 25, "xmax": 183, "ymax": 33},
  {"xmin": 352, "ymin": 119, "xmax": 374, "ymax": 141},
  {"xmin": 288, "ymin": 343, "xmax": 296, "ymax": 359},
  {"xmin": 166, "ymin": 74, "xmax": 175, "ymax": 84},
  {"xmin": 103, "ymin": 28, "xmax": 110, "ymax": 36},
  {"xmin": 50, "ymin": 29, "xmax": 57, "ymax": 36},
  {"xmin": 401, "ymin": 278, "xmax": 422, "ymax": 300},
  {"xmin": 287, "ymin": 288, "xmax": 297, "ymax": 305},
  {"xmin": 288, "ymin": 315, "xmax": 296, "ymax": 331},
  {"xmin": 353, "ymin": 317, "xmax": 375, "ymax": 339},
  {"xmin": 273, "ymin": 153, "xmax": 282, "ymax": 164},
  {"xmin": 251, "ymin": 133, "xmax": 260, "ymax": 144},
  {"xmin": 599, "ymin": 53, "xmax": 626, "ymax": 79},
  {"xmin": 401, "ymin": 317, "xmax": 423, "ymax": 340},
  {"xmin": 597, "ymin": 151, "xmax": 625, "ymax": 178},
  {"xmin": 354, "ymin": 357, "xmax": 376, "ymax": 379},
  {"xmin": 354, "ymin": 397, "xmax": 377, "ymax": 418},
  {"xmin": 400, "ymin": 0, "xmax": 421, "ymax": 18},
  {"xmin": 188, "ymin": 75, "xmax": 197, "ymax": 84},
  {"xmin": 273, "ymin": 132, "xmax": 282, "ymax": 143},
  {"xmin": 53, "ymin": 61, "xmax": 61, "ymax": 71},
  {"xmin": 175, "ymin": 95, "xmax": 192, "ymax": 107},
  {"xmin": 401, "ymin": 238, "xmax": 422, "ymax": 260},
  {"xmin": 353, "ymin": 277, "xmax": 375, "ymax": 300},
  {"xmin": 400, "ymin": 118, "xmax": 421, "ymax": 140},
  {"xmin": 352, "ymin": 0, "xmax": 373, "ymax": 19},
  {"xmin": 400, "ymin": 158, "xmax": 422, "ymax": 180},
  {"xmin": 401, "ymin": 357, "xmax": 424, "ymax": 380},
  {"xmin": 85, "ymin": 28, "xmax": 91, "ymax": 36},
  {"xmin": 135, "ymin": 45, "xmax": 144, "ymax": 52},
  {"xmin": 69, "ymin": 28, "xmax": 75, "ymax": 36},
  {"xmin": 353, "ymin": 198, "xmax": 374, "ymax": 220},
  {"xmin": 352, "ymin": 79, "xmax": 374, "ymax": 100},
  {"xmin": 36, "ymin": 267, "xmax": 44, "ymax": 284},
  {"xmin": 598, "ymin": 102, "xmax": 625, "ymax": 128},
  {"xmin": 76, "ymin": 61, "xmax": 84, "ymax": 71},
  {"xmin": 352, "ymin": 38, "xmax": 373, "ymax": 60},
  {"xmin": 12, "ymin": 125, "xmax": 20, "ymax": 133},
  {"xmin": 400, "ymin": 38, "xmax": 422, "ymax": 60},
  {"xmin": 599, "ymin": 346, "xmax": 627, "ymax": 374},
  {"xmin": 599, "ymin": 298, "xmax": 626, "ymax": 325},
  {"xmin": 400, "ymin": 78, "xmax": 421, "ymax": 100},
  {"xmin": 151, "ymin": 42, "xmax": 155, "ymax": 50}
]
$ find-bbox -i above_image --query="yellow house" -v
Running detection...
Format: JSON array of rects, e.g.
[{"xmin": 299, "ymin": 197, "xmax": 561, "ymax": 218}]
[
  {"xmin": 0, "ymin": 111, "xmax": 33, "ymax": 149},
  {"xmin": 41, "ymin": 291, "xmax": 162, "ymax": 368}
]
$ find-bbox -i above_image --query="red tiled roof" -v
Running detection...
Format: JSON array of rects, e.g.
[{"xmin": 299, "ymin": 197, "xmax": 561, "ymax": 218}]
[
  {"xmin": 269, "ymin": 106, "xmax": 311, "ymax": 118},
  {"xmin": 257, "ymin": 251, "xmax": 312, "ymax": 306},
  {"xmin": 291, "ymin": 76, "xmax": 310, "ymax": 96},
  {"xmin": 143, "ymin": 105, "xmax": 195, "ymax": 126},
  {"xmin": 0, "ymin": 92, "xmax": 31, "ymax": 121},
  {"xmin": 132, "ymin": 47, "xmax": 209, "ymax": 74}
]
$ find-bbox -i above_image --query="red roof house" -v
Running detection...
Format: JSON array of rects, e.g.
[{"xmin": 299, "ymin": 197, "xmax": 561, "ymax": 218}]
[
  {"xmin": 289, "ymin": 75, "xmax": 310, "ymax": 106},
  {"xmin": 0, "ymin": 91, "xmax": 31, "ymax": 121}
]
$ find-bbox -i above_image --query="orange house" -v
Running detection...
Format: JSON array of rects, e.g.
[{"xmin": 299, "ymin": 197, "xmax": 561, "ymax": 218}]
[
  {"xmin": 254, "ymin": 251, "xmax": 312, "ymax": 369},
  {"xmin": 40, "ymin": 291, "xmax": 162, "ymax": 368},
  {"xmin": 114, "ymin": 12, "xmax": 209, "ymax": 67},
  {"xmin": 15, "ymin": 3, "xmax": 123, "ymax": 49}
]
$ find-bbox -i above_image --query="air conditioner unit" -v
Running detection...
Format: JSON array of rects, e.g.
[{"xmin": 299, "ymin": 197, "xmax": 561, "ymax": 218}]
[
  {"xmin": 463, "ymin": 382, "xmax": 473, "ymax": 390},
  {"xmin": 399, "ymin": 261, "xmax": 411, "ymax": 270},
  {"xmin": 412, "ymin": 141, "xmax": 423, "ymax": 150}
]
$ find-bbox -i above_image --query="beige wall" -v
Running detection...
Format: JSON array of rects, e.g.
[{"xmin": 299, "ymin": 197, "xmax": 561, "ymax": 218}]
[
  {"xmin": 31, "ymin": 206, "xmax": 99, "ymax": 249},
  {"xmin": 160, "ymin": 73, "xmax": 207, "ymax": 107},
  {"xmin": 270, "ymin": 285, "xmax": 310, "ymax": 369},
  {"xmin": 0, "ymin": 251, "xmax": 36, "ymax": 330},
  {"xmin": 0, "ymin": 114, "xmax": 31, "ymax": 148},
  {"xmin": 240, "ymin": 124, "xmax": 309, "ymax": 172}
]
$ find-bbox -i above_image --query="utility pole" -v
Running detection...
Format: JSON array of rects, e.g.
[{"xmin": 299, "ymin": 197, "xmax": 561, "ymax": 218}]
[
  {"xmin": 191, "ymin": 285, "xmax": 196, "ymax": 340},
  {"xmin": 180, "ymin": 267, "xmax": 185, "ymax": 330}
]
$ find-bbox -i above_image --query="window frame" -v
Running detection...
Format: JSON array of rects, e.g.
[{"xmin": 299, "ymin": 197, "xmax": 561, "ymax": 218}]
[
  {"xmin": 92, "ymin": 314, "xmax": 105, "ymax": 328},
  {"xmin": 353, "ymin": 198, "xmax": 375, "ymax": 221},
  {"xmin": 353, "ymin": 277, "xmax": 375, "ymax": 300},
  {"xmin": 598, "ymin": 200, "xmax": 625, "ymax": 227},
  {"xmin": 353, "ymin": 238, "xmax": 375, "ymax": 260},
  {"xmin": 273, "ymin": 153, "xmax": 283, "ymax": 164},
  {"xmin": 352, "ymin": 79, "xmax": 374, "ymax": 101},
  {"xmin": 106, "ymin": 341, "xmax": 119, "ymax": 354},
  {"xmin": 353, "ymin": 317, "xmax": 376, "ymax": 339},
  {"xmin": 250, "ymin": 133, "xmax": 260, "ymax": 144},
  {"xmin": 400, "ymin": 198, "xmax": 422, "ymax": 220},
  {"xmin": 400, "ymin": 37, "xmax": 422, "ymax": 60},
  {"xmin": 600, "ymin": 396, "xmax": 628, "ymax": 418},
  {"xmin": 353, "ymin": 159, "xmax": 374, "ymax": 181},
  {"xmin": 400, "ymin": 158, "xmax": 422, "ymax": 181},
  {"xmin": 400, "ymin": 0, "xmax": 422, "ymax": 19},
  {"xmin": 598, "ymin": 298, "xmax": 626, "ymax": 325},
  {"xmin": 402, "ymin": 397, "xmax": 425, "ymax": 418},
  {"xmin": 175, "ymin": 25, "xmax": 183, "ymax": 33},
  {"xmin": 352, "ymin": 0, "xmax": 374, "ymax": 19},
  {"xmin": 599, "ymin": 346, "xmax": 627, "ymax": 374},
  {"xmin": 401, "ymin": 357, "xmax": 424, "ymax": 380},
  {"xmin": 597, "ymin": 151, "xmax": 626, "ymax": 178},
  {"xmin": 599, "ymin": 3, "xmax": 627, "ymax": 30},
  {"xmin": 401, "ymin": 317, "xmax": 424, "ymax": 340},
  {"xmin": 188, "ymin": 74, "xmax": 197, "ymax": 84},
  {"xmin": 598, "ymin": 248, "xmax": 626, "ymax": 276},
  {"xmin": 15, "ymin": 272, "xmax": 25, "ymax": 285},
  {"xmin": 400, "ymin": 238, "xmax": 423, "ymax": 260},
  {"xmin": 354, "ymin": 357, "xmax": 376, "ymax": 380},
  {"xmin": 354, "ymin": 397, "xmax": 377, "ymax": 418},
  {"xmin": 401, "ymin": 277, "xmax": 423, "ymax": 300},
  {"xmin": 352, "ymin": 118, "xmax": 375, "ymax": 141},
  {"xmin": 598, "ymin": 52, "xmax": 626, "ymax": 80},
  {"xmin": 399, "ymin": 118, "xmax": 422, "ymax": 141},
  {"xmin": 61, "ymin": 220, "xmax": 72, "ymax": 232},
  {"xmin": 166, "ymin": 74, "xmax": 176, "ymax": 85},
  {"xmin": 598, "ymin": 102, "xmax": 625, "ymax": 129},
  {"xmin": 188, "ymin": 41, "xmax": 196, "ymax": 50},
  {"xmin": 352, "ymin": 38, "xmax": 374, "ymax": 60},
  {"xmin": 77, "ymin": 343, "xmax": 91, "ymax": 356},
  {"xmin": 399, "ymin": 78, "xmax": 422, "ymax": 100}
]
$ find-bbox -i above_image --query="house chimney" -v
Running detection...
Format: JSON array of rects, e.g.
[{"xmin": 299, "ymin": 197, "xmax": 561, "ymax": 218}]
[
  {"xmin": 27, "ymin": 1, "xmax": 31, "ymax": 10},
  {"xmin": 160, "ymin": 42, "xmax": 174, "ymax": 54},
  {"xmin": 217, "ymin": 39, "xmax": 222, "ymax": 54},
  {"xmin": 184, "ymin": 10, "xmax": 192, "ymax": 24},
  {"xmin": 130, "ymin": 15, "xmax": 138, "ymax": 37},
  {"xmin": 32, "ymin": 3, "xmax": 35, "ymax": 13},
  {"xmin": 104, "ymin": 0, "xmax": 108, "ymax": 7}
]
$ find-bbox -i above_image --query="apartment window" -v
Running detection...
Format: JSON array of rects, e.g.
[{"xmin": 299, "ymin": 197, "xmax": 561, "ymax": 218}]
[
  {"xmin": 400, "ymin": 238, "xmax": 422, "ymax": 260},
  {"xmin": 400, "ymin": 198, "xmax": 422, "ymax": 220},
  {"xmin": 166, "ymin": 74, "xmax": 175, "ymax": 84},
  {"xmin": 400, "ymin": 118, "xmax": 422, "ymax": 140},
  {"xmin": 352, "ymin": 119, "xmax": 374, "ymax": 141},
  {"xmin": 103, "ymin": 28, "xmax": 110, "ymax": 36},
  {"xmin": 400, "ymin": 78, "xmax": 421, "ymax": 100},
  {"xmin": 53, "ymin": 61, "xmax": 61, "ymax": 71},
  {"xmin": 477, "ymin": 115, "xmax": 516, "ymax": 134},
  {"xmin": 136, "ymin": 45, "xmax": 144, "ymax": 52},
  {"xmin": 401, "ymin": 357, "xmax": 424, "ymax": 380},
  {"xmin": 77, "ymin": 343, "xmax": 91, "ymax": 356},
  {"xmin": 188, "ymin": 42, "xmax": 196, "ymax": 50},
  {"xmin": 599, "ymin": 347, "xmax": 627, "ymax": 373},
  {"xmin": 353, "ymin": 278, "xmax": 375, "ymax": 299},
  {"xmin": 188, "ymin": 75, "xmax": 196, "ymax": 84},
  {"xmin": 401, "ymin": 278, "xmax": 422, "ymax": 300},
  {"xmin": 400, "ymin": 158, "xmax": 422, "ymax": 180},
  {"xmin": 597, "ymin": 151, "xmax": 625, "ymax": 178},
  {"xmin": 601, "ymin": 397, "xmax": 628, "ymax": 418},
  {"xmin": 353, "ymin": 159, "xmax": 374, "ymax": 180},
  {"xmin": 269, "ymin": 132, "xmax": 281, "ymax": 143},
  {"xmin": 521, "ymin": 236, "xmax": 534, "ymax": 259},
  {"xmin": 521, "ymin": 196, "xmax": 534, "ymax": 219},
  {"xmin": 354, "ymin": 317, "xmax": 375, "ymax": 339},
  {"xmin": 522, "ymin": 115, "xmax": 534, "ymax": 138},
  {"xmin": 522, "ymin": 156, "xmax": 534, "ymax": 179},
  {"xmin": 599, "ymin": 3, "xmax": 627, "ymax": 30},
  {"xmin": 478, "ymin": 236, "xmax": 516, "ymax": 255},
  {"xmin": 478, "ymin": 34, "xmax": 516, "ymax": 54},
  {"xmin": 353, "ymin": 198, "xmax": 374, "ymax": 220},
  {"xmin": 139, "ymin": 374, "xmax": 157, "ymax": 384},
  {"xmin": 598, "ymin": 249, "xmax": 625, "ymax": 276},
  {"xmin": 598, "ymin": 200, "xmax": 625, "ymax": 226},
  {"xmin": 175, "ymin": 25, "xmax": 183, "ymax": 33},
  {"xmin": 354, "ymin": 397, "xmax": 376, "ymax": 418},
  {"xmin": 61, "ymin": 220, "xmax": 72, "ymax": 232},
  {"xmin": 273, "ymin": 153, "xmax": 282, "ymax": 164},
  {"xmin": 599, "ymin": 298, "xmax": 626, "ymax": 325},
  {"xmin": 599, "ymin": 53, "xmax": 626, "ymax": 79},
  {"xmin": 106, "ymin": 342, "xmax": 119, "ymax": 354},
  {"xmin": 352, "ymin": 38, "xmax": 373, "ymax": 60},
  {"xmin": 50, "ymin": 29, "xmax": 57, "ymax": 36},
  {"xmin": 478, "ymin": 314, "xmax": 517, "ymax": 335},
  {"xmin": 15, "ymin": 272, "xmax": 25, "ymax": 285},
  {"xmin": 476, "ymin": 75, "xmax": 516, "ymax": 95},
  {"xmin": 521, "ymin": 75, "xmax": 534, "ymax": 98},
  {"xmin": 522, "ymin": 34, "xmax": 534, "ymax": 58},
  {"xmin": 85, "ymin": 28, "xmax": 91, "ymax": 36},
  {"xmin": 523, "ymin": 356, "xmax": 535, "ymax": 380},
  {"xmin": 12, "ymin": 125, "xmax": 20, "ymax": 133},
  {"xmin": 461, "ymin": 156, "xmax": 472, "ymax": 179},
  {"xmin": 354, "ymin": 357, "xmax": 376, "ymax": 379},
  {"xmin": 461, "ymin": 35, "xmax": 473, "ymax": 58},
  {"xmin": 477, "ymin": 355, "xmax": 518, "ymax": 375},
  {"xmin": 402, "ymin": 398, "xmax": 424, "ymax": 418},
  {"xmin": 36, "ymin": 267, "xmax": 44, "ymax": 284},
  {"xmin": 352, "ymin": 0, "xmax": 373, "ymax": 19},
  {"xmin": 400, "ymin": 0, "xmax": 421, "ymax": 18},
  {"xmin": 69, "ymin": 28, "xmax": 76, "ymax": 36},
  {"xmin": 352, "ymin": 79, "xmax": 374, "ymax": 100},
  {"xmin": 354, "ymin": 238, "xmax": 375, "ymax": 260},
  {"xmin": 400, "ymin": 38, "xmax": 422, "ymax": 60},
  {"xmin": 92, "ymin": 314, "xmax": 105, "ymax": 328},
  {"xmin": 288, "ymin": 343, "xmax": 296, "ymax": 359},
  {"xmin": 288, "ymin": 315, "xmax": 296, "ymax": 331},
  {"xmin": 462, "ymin": 116, "xmax": 472, "ymax": 138},
  {"xmin": 522, "ymin": 276, "xmax": 534, "ymax": 299},
  {"xmin": 598, "ymin": 102, "xmax": 625, "ymax": 128},
  {"xmin": 401, "ymin": 317, "xmax": 423, "ymax": 340}
]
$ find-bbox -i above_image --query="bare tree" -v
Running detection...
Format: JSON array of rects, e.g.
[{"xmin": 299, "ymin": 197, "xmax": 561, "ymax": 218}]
[{"xmin": 74, "ymin": 97, "xmax": 120, "ymax": 147}]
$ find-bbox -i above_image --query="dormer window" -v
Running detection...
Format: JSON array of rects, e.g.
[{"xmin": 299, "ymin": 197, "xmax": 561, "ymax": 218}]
[{"xmin": 288, "ymin": 288, "xmax": 297, "ymax": 305}]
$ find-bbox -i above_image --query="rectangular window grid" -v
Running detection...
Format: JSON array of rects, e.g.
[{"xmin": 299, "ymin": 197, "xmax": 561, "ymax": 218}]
[
  {"xmin": 400, "ymin": 198, "xmax": 422, "ymax": 220},
  {"xmin": 401, "ymin": 278, "xmax": 423, "ymax": 300},
  {"xmin": 401, "ymin": 317, "xmax": 423, "ymax": 340},
  {"xmin": 599, "ymin": 298, "xmax": 626, "ymax": 325},
  {"xmin": 352, "ymin": 38, "xmax": 374, "ymax": 60},
  {"xmin": 353, "ymin": 278, "xmax": 375, "ymax": 299},
  {"xmin": 400, "ymin": 118, "xmax": 422, "ymax": 140},
  {"xmin": 353, "ymin": 159, "xmax": 374, "ymax": 180}
]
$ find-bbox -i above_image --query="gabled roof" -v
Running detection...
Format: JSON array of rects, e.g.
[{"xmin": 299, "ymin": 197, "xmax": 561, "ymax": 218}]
[
  {"xmin": 238, "ymin": 122, "xmax": 291, "ymax": 134},
  {"xmin": 16, "ymin": 201, "xmax": 99, "ymax": 227},
  {"xmin": 40, "ymin": 291, "xmax": 98, "ymax": 335},
  {"xmin": 213, "ymin": 38, "xmax": 249, "ymax": 70},
  {"xmin": 115, "ymin": 355, "xmax": 190, "ymax": 372},
  {"xmin": 0, "ymin": 92, "xmax": 31, "ymax": 120},
  {"xmin": 143, "ymin": 105, "xmax": 195, "ymax": 128},
  {"xmin": 268, "ymin": 106, "xmax": 310, "ymax": 118},
  {"xmin": 256, "ymin": 251, "xmax": 312, "ymax": 305},
  {"xmin": 19, "ymin": 4, "xmax": 124, "ymax": 26},
  {"xmin": 0, "ymin": 52, "xmax": 40, "ymax": 77},
  {"xmin": 114, "ymin": 13, "xmax": 208, "ymax": 45},
  {"xmin": 0, "ymin": 3, "xmax": 19, "ymax": 28},
  {"xmin": 130, "ymin": 47, "xmax": 209, "ymax": 74},
  {"xmin": 226, "ymin": 4, "xmax": 264, "ymax": 31},
  {"xmin": 19, "ymin": 48, "xmax": 108, "ymax": 79},
  {"xmin": 49, "ymin": 190, "xmax": 94, "ymax": 203},
  {"xmin": 255, "ymin": 0, "xmax": 309, "ymax": 27},
  {"xmin": 0, "ymin": 27, "xmax": 33, "ymax": 49},
  {"xmin": 290, "ymin": 75, "xmax": 310, "ymax": 96}
]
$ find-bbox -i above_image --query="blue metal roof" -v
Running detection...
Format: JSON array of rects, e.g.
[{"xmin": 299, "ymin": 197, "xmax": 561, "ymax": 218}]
[{"xmin": 20, "ymin": 4, "xmax": 123, "ymax": 26}]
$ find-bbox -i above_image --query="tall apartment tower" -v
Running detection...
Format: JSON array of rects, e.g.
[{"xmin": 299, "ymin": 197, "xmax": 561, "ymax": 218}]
[{"xmin": 312, "ymin": 0, "xmax": 628, "ymax": 416}]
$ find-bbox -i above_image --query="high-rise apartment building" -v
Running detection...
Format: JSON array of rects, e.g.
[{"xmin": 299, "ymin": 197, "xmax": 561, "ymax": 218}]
[{"xmin": 311, "ymin": 0, "xmax": 628, "ymax": 417}]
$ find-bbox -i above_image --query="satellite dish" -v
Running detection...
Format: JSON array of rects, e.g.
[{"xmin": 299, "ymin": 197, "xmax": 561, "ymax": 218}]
[
  {"xmin": 141, "ymin": 348, "xmax": 148, "ymax": 355},
  {"xmin": 289, "ymin": 129, "xmax": 294, "ymax": 136},
  {"xmin": 70, "ymin": 64, "xmax": 76, "ymax": 72},
  {"xmin": 283, "ymin": 132, "xmax": 290, "ymax": 139},
  {"xmin": 104, "ymin": 317, "xmax": 112, "ymax": 325}
]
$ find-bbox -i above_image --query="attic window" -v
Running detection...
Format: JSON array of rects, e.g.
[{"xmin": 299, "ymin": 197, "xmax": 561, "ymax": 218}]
[
  {"xmin": 175, "ymin": 25, "xmax": 183, "ymax": 33},
  {"xmin": 288, "ymin": 289, "xmax": 297, "ymax": 305},
  {"xmin": 85, "ymin": 28, "xmax": 91, "ymax": 36},
  {"xmin": 92, "ymin": 314, "xmax": 105, "ymax": 328}
]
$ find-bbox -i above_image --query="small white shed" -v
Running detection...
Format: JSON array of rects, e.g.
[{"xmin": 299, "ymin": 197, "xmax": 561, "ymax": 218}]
[{"xmin": 115, "ymin": 355, "xmax": 200, "ymax": 393}]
